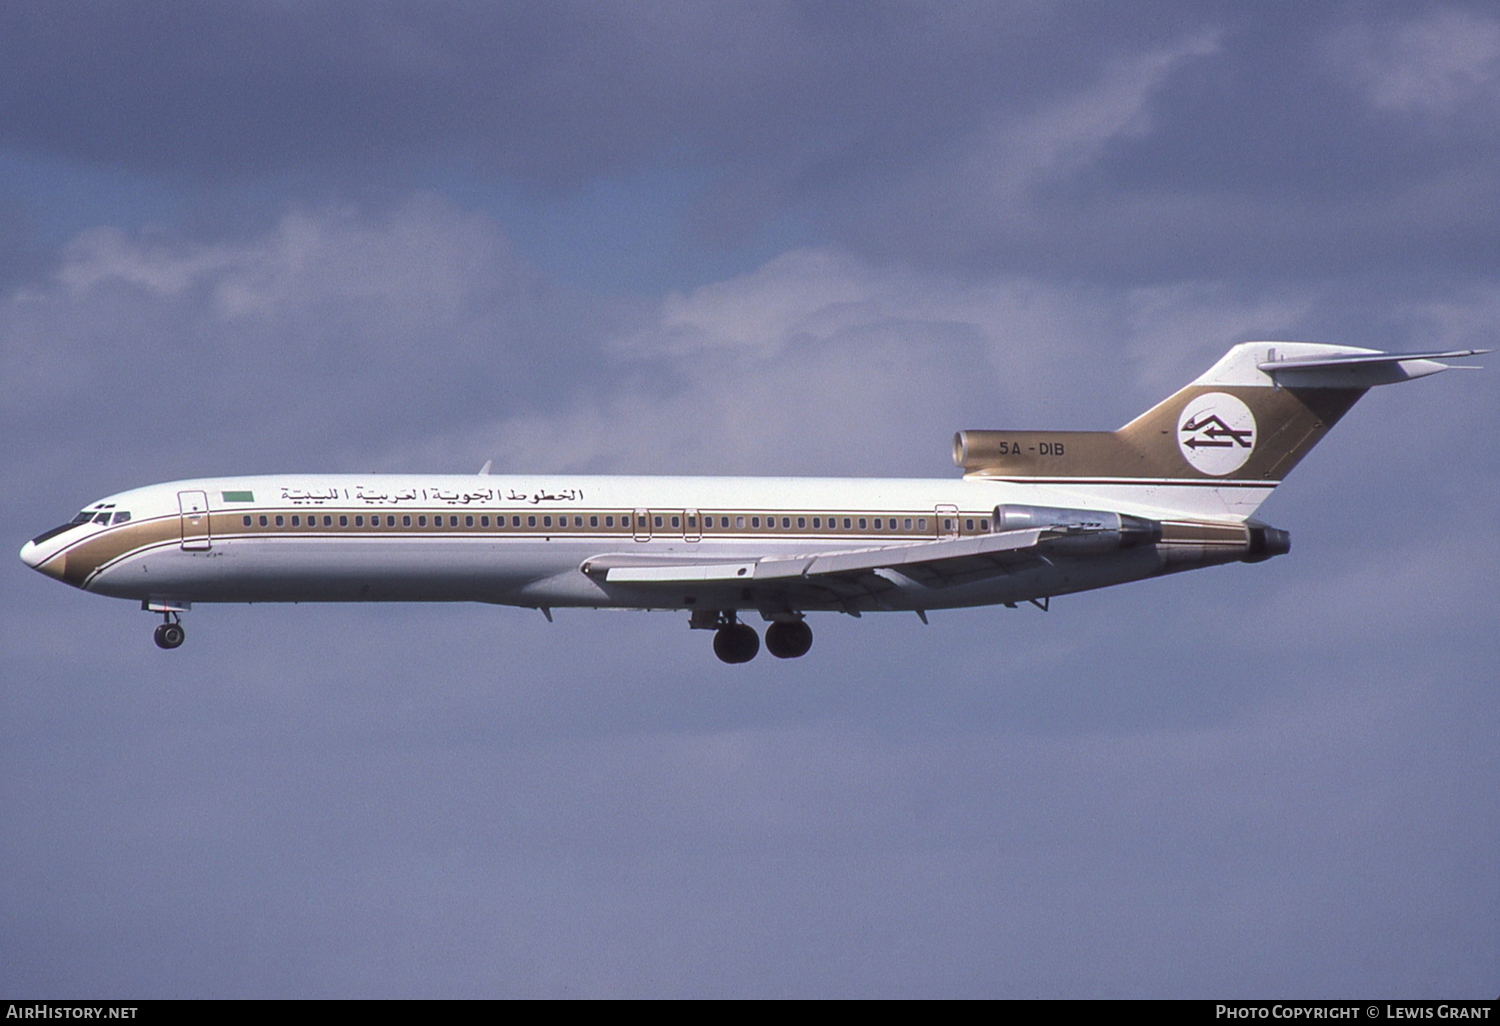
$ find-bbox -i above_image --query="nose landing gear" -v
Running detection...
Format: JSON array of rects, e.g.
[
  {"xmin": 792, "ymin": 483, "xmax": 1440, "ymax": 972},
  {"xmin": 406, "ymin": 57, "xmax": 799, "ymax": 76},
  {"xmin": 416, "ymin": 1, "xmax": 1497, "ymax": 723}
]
[{"xmin": 153, "ymin": 613, "xmax": 185, "ymax": 649}]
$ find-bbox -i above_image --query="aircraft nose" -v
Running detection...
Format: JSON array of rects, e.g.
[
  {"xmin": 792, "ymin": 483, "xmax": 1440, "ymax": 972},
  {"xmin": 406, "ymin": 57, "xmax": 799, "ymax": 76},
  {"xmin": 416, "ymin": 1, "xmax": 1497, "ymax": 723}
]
[{"xmin": 19, "ymin": 538, "xmax": 66, "ymax": 580}]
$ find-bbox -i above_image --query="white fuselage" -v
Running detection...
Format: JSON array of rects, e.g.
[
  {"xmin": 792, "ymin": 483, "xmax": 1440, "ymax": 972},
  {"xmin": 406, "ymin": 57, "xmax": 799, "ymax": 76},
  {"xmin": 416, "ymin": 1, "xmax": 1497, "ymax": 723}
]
[{"xmin": 20, "ymin": 472, "xmax": 1234, "ymax": 617}]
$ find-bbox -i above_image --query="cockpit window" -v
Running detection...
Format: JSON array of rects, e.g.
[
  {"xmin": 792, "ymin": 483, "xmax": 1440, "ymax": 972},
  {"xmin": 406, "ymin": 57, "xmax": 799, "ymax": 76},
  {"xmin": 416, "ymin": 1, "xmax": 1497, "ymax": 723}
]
[
  {"xmin": 31, "ymin": 515, "xmax": 95, "ymax": 546},
  {"xmin": 31, "ymin": 505, "xmax": 127, "ymax": 546}
]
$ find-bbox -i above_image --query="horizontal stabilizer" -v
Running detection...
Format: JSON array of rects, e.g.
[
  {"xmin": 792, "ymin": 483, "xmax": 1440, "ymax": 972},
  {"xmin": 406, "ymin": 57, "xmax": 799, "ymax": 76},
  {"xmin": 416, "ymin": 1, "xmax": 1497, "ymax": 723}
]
[{"xmin": 1257, "ymin": 348, "xmax": 1487, "ymax": 388}]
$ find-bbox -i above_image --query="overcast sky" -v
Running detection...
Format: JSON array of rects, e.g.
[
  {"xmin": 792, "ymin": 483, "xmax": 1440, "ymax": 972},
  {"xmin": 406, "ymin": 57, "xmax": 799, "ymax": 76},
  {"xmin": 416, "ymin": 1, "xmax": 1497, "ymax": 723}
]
[{"xmin": 2, "ymin": 1, "xmax": 1497, "ymax": 998}]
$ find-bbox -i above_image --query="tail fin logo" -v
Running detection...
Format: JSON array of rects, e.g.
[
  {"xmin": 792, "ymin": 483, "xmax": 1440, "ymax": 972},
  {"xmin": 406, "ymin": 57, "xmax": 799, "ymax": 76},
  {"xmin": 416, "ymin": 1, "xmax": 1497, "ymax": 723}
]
[{"xmin": 1177, "ymin": 392, "xmax": 1257, "ymax": 476}]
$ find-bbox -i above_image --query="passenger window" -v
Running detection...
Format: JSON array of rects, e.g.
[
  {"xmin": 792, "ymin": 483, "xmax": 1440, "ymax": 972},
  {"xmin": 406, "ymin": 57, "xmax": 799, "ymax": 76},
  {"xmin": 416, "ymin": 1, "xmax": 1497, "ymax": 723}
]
[
  {"xmin": 339, "ymin": 515, "xmax": 348, "ymax": 527},
  {"xmin": 402, "ymin": 515, "xmax": 412, "ymax": 527},
  {"xmin": 512, "ymin": 516, "xmax": 521, "ymax": 527},
  {"xmin": 671, "ymin": 516, "xmax": 680, "ymax": 528},
  {"xmin": 590, "ymin": 516, "xmax": 599, "ymax": 527},
  {"xmin": 259, "ymin": 515, "xmax": 269, "ymax": 527},
  {"xmin": 751, "ymin": 517, "xmax": 761, "ymax": 528},
  {"xmin": 353, "ymin": 515, "xmax": 362, "ymax": 527},
  {"xmin": 543, "ymin": 516, "xmax": 552, "ymax": 528},
  {"xmin": 481, "ymin": 516, "xmax": 490, "ymax": 527},
  {"xmin": 292, "ymin": 515, "xmax": 301, "ymax": 527},
  {"xmin": 979, "ymin": 519, "xmax": 989, "ymax": 532},
  {"xmin": 812, "ymin": 517, "xmax": 820, "ymax": 529},
  {"xmin": 528, "ymin": 516, "xmax": 536, "ymax": 528},
  {"xmin": 918, "ymin": 518, "xmax": 926, "ymax": 530},
  {"xmin": 843, "ymin": 518, "xmax": 852, "ymax": 529},
  {"xmin": 736, "ymin": 516, "xmax": 746, "ymax": 528},
  {"xmin": 386, "ymin": 516, "xmax": 395, "ymax": 527},
  {"xmin": 965, "ymin": 519, "xmax": 975, "ymax": 531},
  {"xmin": 605, "ymin": 515, "xmax": 614, "ymax": 527},
  {"xmin": 275, "ymin": 515, "xmax": 285, "ymax": 527},
  {"xmin": 943, "ymin": 519, "xmax": 953, "ymax": 531},
  {"xmin": 904, "ymin": 518, "xmax": 912, "ymax": 530},
  {"xmin": 324, "ymin": 516, "xmax": 333, "ymax": 527},
  {"xmin": 418, "ymin": 516, "xmax": 427, "ymax": 527},
  {"xmin": 243, "ymin": 515, "xmax": 252, "ymax": 527},
  {"xmin": 574, "ymin": 516, "xmax": 582, "ymax": 527},
  {"xmin": 688, "ymin": 516, "xmax": 696, "ymax": 527},
  {"xmin": 781, "ymin": 517, "xmax": 790, "ymax": 528},
  {"xmin": 466, "ymin": 515, "xmax": 475, "ymax": 527},
  {"xmin": 858, "ymin": 518, "xmax": 867, "ymax": 530}
]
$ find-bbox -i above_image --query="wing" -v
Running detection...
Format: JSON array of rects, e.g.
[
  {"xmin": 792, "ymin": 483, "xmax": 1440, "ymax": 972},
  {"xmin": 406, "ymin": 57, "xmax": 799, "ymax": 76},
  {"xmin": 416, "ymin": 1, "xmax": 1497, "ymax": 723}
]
[{"xmin": 580, "ymin": 529, "xmax": 1050, "ymax": 610}]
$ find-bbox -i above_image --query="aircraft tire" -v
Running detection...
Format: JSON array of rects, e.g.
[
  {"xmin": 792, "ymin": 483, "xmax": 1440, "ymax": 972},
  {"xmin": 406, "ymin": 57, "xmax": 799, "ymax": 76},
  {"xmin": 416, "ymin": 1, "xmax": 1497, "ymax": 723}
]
[
  {"xmin": 765, "ymin": 620, "xmax": 812, "ymax": 659},
  {"xmin": 713, "ymin": 623, "xmax": 759, "ymax": 664},
  {"xmin": 154, "ymin": 623, "xmax": 185, "ymax": 650}
]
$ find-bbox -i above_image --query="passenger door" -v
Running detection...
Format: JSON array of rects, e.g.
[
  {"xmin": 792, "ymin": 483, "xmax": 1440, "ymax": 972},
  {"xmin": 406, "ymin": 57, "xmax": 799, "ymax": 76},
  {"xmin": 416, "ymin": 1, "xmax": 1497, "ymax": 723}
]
[{"xmin": 179, "ymin": 490, "xmax": 212, "ymax": 550}]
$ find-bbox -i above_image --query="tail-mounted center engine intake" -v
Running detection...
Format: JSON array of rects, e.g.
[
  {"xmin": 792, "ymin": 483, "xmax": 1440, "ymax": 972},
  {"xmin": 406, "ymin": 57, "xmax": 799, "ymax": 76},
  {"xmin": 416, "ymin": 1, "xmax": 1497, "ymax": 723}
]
[{"xmin": 994, "ymin": 504, "xmax": 1162, "ymax": 553}]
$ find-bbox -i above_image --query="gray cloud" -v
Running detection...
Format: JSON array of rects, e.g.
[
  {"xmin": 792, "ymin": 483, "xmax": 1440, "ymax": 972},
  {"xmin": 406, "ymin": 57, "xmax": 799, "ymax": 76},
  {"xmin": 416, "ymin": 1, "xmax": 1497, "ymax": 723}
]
[
  {"xmin": 1329, "ymin": 6, "xmax": 1500, "ymax": 117},
  {"xmin": 25, "ymin": 3, "xmax": 1500, "ymax": 286}
]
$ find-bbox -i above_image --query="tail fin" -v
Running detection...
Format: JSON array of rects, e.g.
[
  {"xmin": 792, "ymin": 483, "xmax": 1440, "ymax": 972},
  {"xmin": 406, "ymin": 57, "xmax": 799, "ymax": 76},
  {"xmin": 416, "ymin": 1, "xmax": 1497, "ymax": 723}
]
[{"xmin": 954, "ymin": 342, "xmax": 1486, "ymax": 518}]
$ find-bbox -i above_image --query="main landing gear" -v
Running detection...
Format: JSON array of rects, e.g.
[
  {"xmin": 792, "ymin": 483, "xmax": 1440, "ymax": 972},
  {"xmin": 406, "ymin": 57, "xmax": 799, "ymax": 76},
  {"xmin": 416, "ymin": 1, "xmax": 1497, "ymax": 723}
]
[
  {"xmin": 713, "ymin": 622, "xmax": 760, "ymax": 664},
  {"xmin": 764, "ymin": 619, "xmax": 813, "ymax": 659},
  {"xmin": 693, "ymin": 611, "xmax": 813, "ymax": 664},
  {"xmin": 153, "ymin": 612, "xmax": 185, "ymax": 650}
]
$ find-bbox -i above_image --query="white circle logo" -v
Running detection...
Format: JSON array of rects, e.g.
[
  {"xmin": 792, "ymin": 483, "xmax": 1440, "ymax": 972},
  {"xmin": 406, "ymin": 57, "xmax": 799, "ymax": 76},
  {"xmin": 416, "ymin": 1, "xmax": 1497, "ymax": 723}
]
[{"xmin": 1177, "ymin": 392, "xmax": 1257, "ymax": 476}]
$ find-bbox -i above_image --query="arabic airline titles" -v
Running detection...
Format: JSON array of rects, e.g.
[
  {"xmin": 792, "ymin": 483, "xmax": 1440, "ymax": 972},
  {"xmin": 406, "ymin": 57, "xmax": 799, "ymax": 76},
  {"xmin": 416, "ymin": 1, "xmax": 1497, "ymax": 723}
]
[{"xmin": 20, "ymin": 342, "xmax": 1485, "ymax": 662}]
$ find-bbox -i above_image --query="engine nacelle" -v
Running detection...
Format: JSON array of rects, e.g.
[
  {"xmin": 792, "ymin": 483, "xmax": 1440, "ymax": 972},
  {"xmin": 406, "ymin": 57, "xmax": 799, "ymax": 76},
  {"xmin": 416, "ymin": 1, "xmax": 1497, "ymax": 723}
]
[
  {"xmin": 993, "ymin": 504, "xmax": 1161, "ymax": 551},
  {"xmin": 1243, "ymin": 524, "xmax": 1291, "ymax": 562}
]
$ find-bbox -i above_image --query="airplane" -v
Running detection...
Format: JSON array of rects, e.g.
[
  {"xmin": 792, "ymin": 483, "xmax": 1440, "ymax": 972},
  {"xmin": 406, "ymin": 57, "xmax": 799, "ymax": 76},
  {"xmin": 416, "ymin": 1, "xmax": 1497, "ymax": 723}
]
[{"xmin": 19, "ymin": 341, "xmax": 1486, "ymax": 663}]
